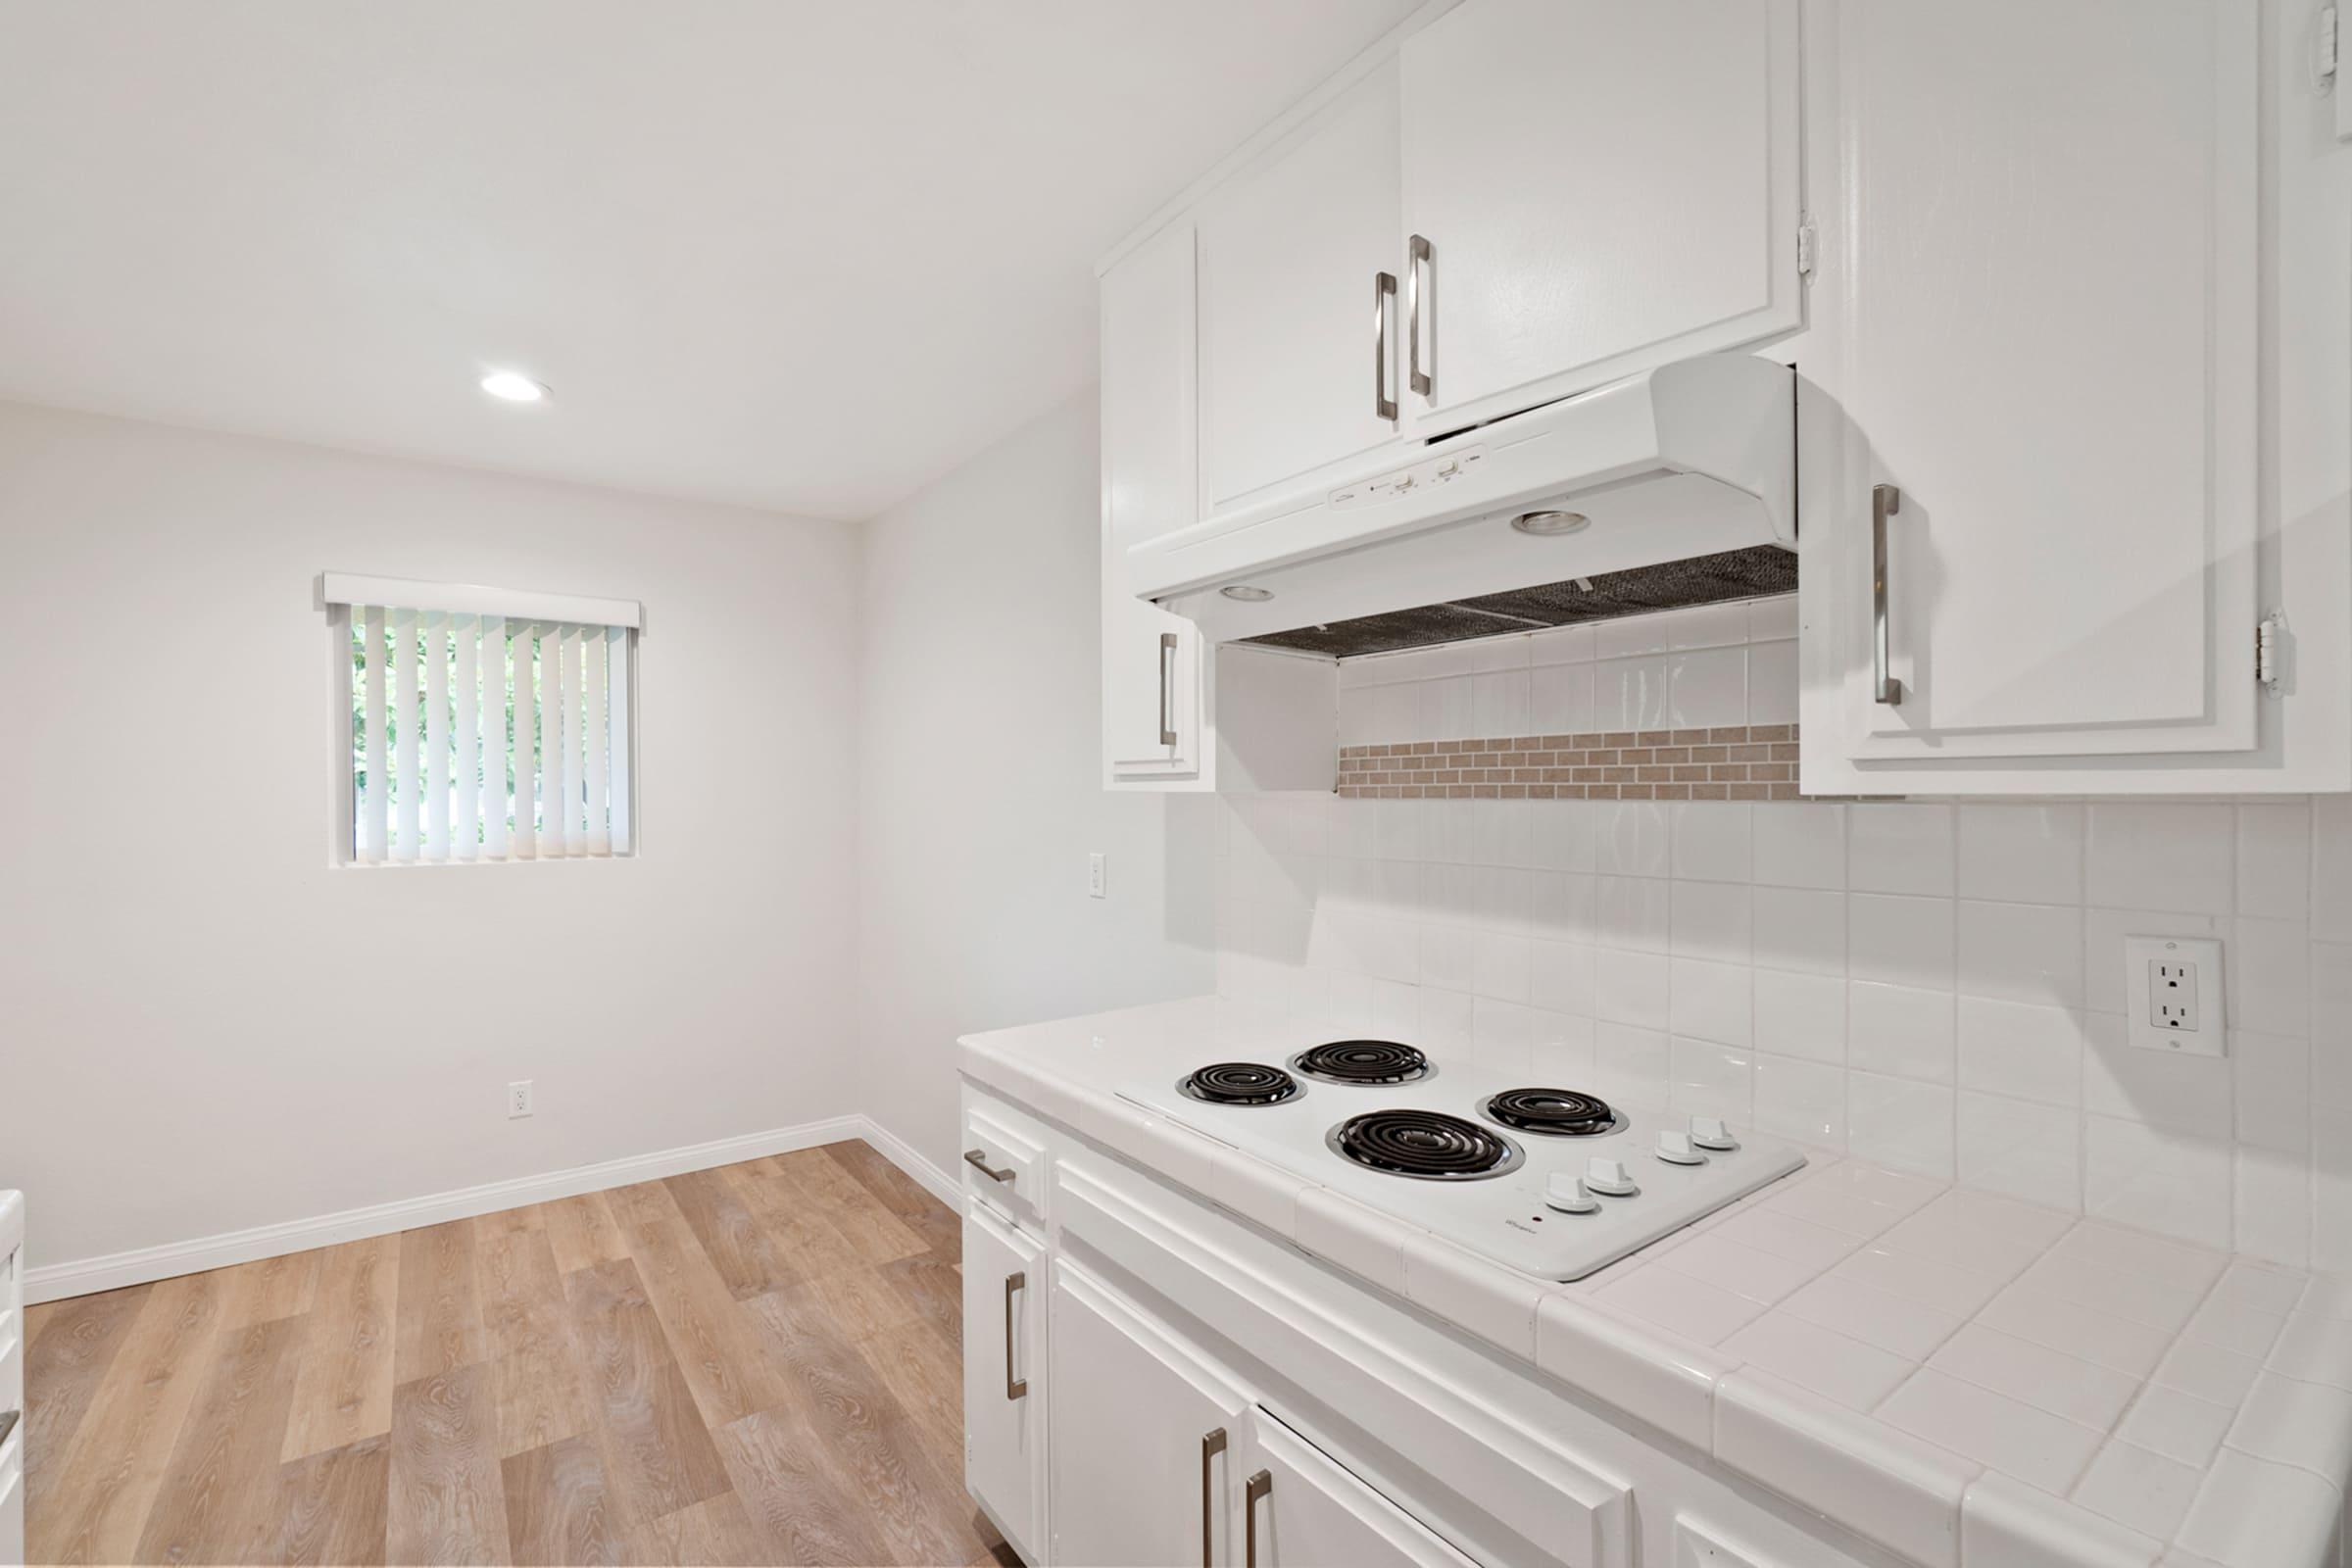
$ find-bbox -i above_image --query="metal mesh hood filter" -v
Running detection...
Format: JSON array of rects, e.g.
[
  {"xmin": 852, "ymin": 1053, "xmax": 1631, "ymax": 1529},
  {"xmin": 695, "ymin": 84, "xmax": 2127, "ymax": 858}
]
[{"xmin": 1241, "ymin": 543, "xmax": 1796, "ymax": 660}]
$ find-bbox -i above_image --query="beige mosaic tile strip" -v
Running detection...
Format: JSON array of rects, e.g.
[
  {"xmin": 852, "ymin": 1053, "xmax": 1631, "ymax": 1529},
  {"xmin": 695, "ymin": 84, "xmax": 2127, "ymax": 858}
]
[{"xmin": 1337, "ymin": 724, "xmax": 1803, "ymax": 800}]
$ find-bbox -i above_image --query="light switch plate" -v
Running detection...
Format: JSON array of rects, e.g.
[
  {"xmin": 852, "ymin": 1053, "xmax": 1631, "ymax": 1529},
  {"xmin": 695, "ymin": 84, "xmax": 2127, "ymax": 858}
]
[{"xmin": 2124, "ymin": 935, "xmax": 2226, "ymax": 1057}]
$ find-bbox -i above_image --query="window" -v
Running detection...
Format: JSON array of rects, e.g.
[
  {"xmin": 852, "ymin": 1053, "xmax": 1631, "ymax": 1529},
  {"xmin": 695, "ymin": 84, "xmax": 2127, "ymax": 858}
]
[{"xmin": 323, "ymin": 573, "xmax": 637, "ymax": 864}]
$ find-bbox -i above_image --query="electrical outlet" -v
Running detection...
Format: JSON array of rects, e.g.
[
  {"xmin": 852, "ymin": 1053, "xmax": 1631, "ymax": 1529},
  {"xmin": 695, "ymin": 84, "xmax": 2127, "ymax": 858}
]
[
  {"xmin": 508, "ymin": 1079, "xmax": 534, "ymax": 1118},
  {"xmin": 1088, "ymin": 852, "xmax": 1106, "ymax": 899},
  {"xmin": 2124, "ymin": 936, "xmax": 2226, "ymax": 1057}
]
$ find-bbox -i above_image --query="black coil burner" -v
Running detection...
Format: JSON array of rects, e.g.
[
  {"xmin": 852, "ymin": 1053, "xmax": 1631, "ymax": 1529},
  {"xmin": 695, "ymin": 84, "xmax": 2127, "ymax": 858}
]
[
  {"xmin": 1327, "ymin": 1109, "xmax": 1522, "ymax": 1181},
  {"xmin": 1179, "ymin": 1062, "xmax": 1300, "ymax": 1106},
  {"xmin": 1289, "ymin": 1040, "xmax": 1431, "ymax": 1086},
  {"xmin": 1481, "ymin": 1088, "xmax": 1621, "ymax": 1137}
]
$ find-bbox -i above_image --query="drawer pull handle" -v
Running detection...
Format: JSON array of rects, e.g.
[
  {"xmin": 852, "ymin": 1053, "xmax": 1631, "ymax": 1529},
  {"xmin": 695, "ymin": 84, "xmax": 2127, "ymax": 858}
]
[
  {"xmin": 1873, "ymin": 483, "xmax": 1904, "ymax": 706},
  {"xmin": 1158, "ymin": 631, "xmax": 1180, "ymax": 748},
  {"xmin": 963, "ymin": 1148, "xmax": 1015, "ymax": 1183},
  {"xmin": 1407, "ymin": 232, "xmax": 1433, "ymax": 398},
  {"xmin": 1200, "ymin": 1428, "xmax": 1227, "ymax": 1567},
  {"xmin": 1004, "ymin": 1271, "xmax": 1028, "ymax": 1400},
  {"xmin": 1245, "ymin": 1467, "xmax": 1272, "ymax": 1568}
]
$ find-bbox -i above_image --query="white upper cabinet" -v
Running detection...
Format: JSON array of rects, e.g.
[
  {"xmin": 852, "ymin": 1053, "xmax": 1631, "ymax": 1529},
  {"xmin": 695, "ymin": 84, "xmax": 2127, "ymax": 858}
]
[
  {"xmin": 1397, "ymin": 0, "xmax": 1802, "ymax": 436},
  {"xmin": 1102, "ymin": 214, "xmax": 1341, "ymax": 794},
  {"xmin": 1102, "ymin": 218, "xmax": 1200, "ymax": 563},
  {"xmin": 1798, "ymin": 0, "xmax": 2348, "ymax": 793},
  {"xmin": 1102, "ymin": 218, "xmax": 1210, "ymax": 785},
  {"xmin": 1197, "ymin": 62, "xmax": 1404, "ymax": 523}
]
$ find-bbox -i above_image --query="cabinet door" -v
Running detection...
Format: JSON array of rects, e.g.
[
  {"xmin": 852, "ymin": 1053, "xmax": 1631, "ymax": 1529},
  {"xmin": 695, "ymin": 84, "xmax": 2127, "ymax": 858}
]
[
  {"xmin": 1102, "ymin": 218, "xmax": 1210, "ymax": 785},
  {"xmin": 1, "ymin": 1245, "xmax": 22, "ymax": 1568},
  {"xmin": 1398, "ymin": 0, "xmax": 1801, "ymax": 436},
  {"xmin": 1242, "ymin": 1414, "xmax": 1478, "ymax": 1568},
  {"xmin": 962, "ymin": 1204, "xmax": 1046, "ymax": 1562},
  {"xmin": 1799, "ymin": 0, "xmax": 2262, "ymax": 781},
  {"xmin": 1103, "ymin": 602, "xmax": 1206, "ymax": 783},
  {"xmin": 1050, "ymin": 1260, "xmax": 1250, "ymax": 1568},
  {"xmin": 1197, "ymin": 62, "xmax": 1403, "ymax": 521}
]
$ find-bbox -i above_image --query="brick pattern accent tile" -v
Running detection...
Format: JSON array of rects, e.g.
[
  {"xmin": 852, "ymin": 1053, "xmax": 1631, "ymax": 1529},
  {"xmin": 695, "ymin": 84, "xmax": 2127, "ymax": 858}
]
[{"xmin": 1335, "ymin": 724, "xmax": 1803, "ymax": 801}]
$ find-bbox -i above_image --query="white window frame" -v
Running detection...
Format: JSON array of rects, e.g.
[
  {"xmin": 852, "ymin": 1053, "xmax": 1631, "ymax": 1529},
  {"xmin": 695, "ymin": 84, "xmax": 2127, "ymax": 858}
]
[{"xmin": 320, "ymin": 573, "xmax": 643, "ymax": 867}]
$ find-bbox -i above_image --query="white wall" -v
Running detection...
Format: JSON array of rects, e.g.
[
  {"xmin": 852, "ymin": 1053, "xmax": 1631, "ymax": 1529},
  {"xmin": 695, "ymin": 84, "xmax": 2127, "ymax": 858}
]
[
  {"xmin": 857, "ymin": 390, "xmax": 1218, "ymax": 1174},
  {"xmin": 0, "ymin": 403, "xmax": 863, "ymax": 1273}
]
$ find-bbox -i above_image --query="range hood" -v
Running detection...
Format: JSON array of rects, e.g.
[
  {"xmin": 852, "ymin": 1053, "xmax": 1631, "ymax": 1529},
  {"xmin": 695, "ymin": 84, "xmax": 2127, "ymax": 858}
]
[{"xmin": 1145, "ymin": 355, "xmax": 1795, "ymax": 650}]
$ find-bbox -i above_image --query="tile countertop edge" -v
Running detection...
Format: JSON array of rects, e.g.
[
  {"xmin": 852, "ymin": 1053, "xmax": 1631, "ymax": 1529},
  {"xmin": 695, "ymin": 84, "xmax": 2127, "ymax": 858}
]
[{"xmin": 954, "ymin": 1016, "xmax": 2346, "ymax": 1568}]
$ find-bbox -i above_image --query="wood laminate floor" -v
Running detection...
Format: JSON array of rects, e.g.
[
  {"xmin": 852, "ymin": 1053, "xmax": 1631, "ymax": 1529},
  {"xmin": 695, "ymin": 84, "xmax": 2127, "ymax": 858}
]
[{"xmin": 20, "ymin": 1142, "xmax": 1017, "ymax": 1566}]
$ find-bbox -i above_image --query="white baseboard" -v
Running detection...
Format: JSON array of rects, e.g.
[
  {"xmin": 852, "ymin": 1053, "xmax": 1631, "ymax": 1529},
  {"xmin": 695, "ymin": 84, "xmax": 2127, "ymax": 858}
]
[
  {"xmin": 854, "ymin": 1113, "xmax": 960, "ymax": 1210},
  {"xmin": 23, "ymin": 1112, "xmax": 956, "ymax": 1304}
]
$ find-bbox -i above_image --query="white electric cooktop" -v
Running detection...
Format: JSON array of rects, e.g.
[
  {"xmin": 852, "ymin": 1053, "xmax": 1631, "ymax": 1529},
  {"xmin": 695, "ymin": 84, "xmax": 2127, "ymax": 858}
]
[{"xmin": 1119, "ymin": 1041, "xmax": 1804, "ymax": 1282}]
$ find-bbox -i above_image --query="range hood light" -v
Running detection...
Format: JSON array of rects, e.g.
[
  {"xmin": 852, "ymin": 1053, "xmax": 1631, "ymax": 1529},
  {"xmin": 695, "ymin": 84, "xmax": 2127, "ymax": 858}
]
[
  {"xmin": 1219, "ymin": 584, "xmax": 1275, "ymax": 602},
  {"xmin": 1511, "ymin": 510, "xmax": 1590, "ymax": 537}
]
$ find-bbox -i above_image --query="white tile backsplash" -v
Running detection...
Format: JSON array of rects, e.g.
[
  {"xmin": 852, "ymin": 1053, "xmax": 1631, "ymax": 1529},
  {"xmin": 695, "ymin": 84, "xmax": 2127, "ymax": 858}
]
[{"xmin": 1225, "ymin": 595, "xmax": 2352, "ymax": 1268}]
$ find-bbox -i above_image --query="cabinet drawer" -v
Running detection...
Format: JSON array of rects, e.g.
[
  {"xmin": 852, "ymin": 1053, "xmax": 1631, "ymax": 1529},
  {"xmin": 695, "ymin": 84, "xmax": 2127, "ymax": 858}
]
[
  {"xmin": 961, "ymin": 1097, "xmax": 1048, "ymax": 1223},
  {"xmin": 1054, "ymin": 1154, "xmax": 1631, "ymax": 1567}
]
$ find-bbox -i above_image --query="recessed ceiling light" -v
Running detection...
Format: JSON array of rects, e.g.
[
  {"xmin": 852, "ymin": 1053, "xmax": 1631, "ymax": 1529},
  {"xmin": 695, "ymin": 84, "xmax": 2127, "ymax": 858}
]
[
  {"xmin": 479, "ymin": 370, "xmax": 549, "ymax": 403},
  {"xmin": 1220, "ymin": 584, "xmax": 1275, "ymax": 602}
]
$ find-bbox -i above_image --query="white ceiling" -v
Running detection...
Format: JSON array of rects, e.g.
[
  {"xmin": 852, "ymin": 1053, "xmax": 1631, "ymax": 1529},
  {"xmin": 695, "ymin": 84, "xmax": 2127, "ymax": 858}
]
[{"xmin": 0, "ymin": 1, "xmax": 1419, "ymax": 518}]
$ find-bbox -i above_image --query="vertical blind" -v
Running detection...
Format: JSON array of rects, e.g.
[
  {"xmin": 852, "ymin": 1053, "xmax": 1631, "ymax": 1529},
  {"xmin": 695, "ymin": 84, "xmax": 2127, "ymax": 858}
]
[{"xmin": 327, "ymin": 577, "xmax": 637, "ymax": 864}]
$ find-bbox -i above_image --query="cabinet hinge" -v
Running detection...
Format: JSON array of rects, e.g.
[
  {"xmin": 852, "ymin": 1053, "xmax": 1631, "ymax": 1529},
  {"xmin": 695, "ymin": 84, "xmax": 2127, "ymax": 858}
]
[
  {"xmin": 2257, "ymin": 610, "xmax": 2289, "ymax": 696},
  {"xmin": 1795, "ymin": 218, "xmax": 1818, "ymax": 279}
]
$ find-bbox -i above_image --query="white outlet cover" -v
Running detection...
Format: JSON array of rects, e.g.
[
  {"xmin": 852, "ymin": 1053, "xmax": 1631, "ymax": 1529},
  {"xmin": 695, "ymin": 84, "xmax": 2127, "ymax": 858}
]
[{"xmin": 2124, "ymin": 934, "xmax": 2227, "ymax": 1057}]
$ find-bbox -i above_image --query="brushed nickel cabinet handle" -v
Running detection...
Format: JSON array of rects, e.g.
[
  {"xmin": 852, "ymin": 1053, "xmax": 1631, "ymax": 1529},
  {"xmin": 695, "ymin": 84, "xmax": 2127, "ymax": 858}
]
[
  {"xmin": 1407, "ymin": 233, "xmax": 1433, "ymax": 397},
  {"xmin": 1158, "ymin": 632, "xmax": 1180, "ymax": 748},
  {"xmin": 962, "ymin": 1148, "xmax": 1014, "ymax": 1183},
  {"xmin": 1200, "ymin": 1428, "xmax": 1227, "ymax": 1567},
  {"xmin": 1245, "ymin": 1467, "xmax": 1272, "ymax": 1568},
  {"xmin": 1003, "ymin": 1271, "xmax": 1027, "ymax": 1399},
  {"xmin": 1373, "ymin": 271, "xmax": 1398, "ymax": 420},
  {"xmin": 1873, "ymin": 483, "xmax": 1904, "ymax": 706}
]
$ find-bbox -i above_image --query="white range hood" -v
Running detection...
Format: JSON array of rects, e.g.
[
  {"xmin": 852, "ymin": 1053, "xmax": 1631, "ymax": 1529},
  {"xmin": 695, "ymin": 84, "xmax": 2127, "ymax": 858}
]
[{"xmin": 1143, "ymin": 354, "xmax": 1795, "ymax": 646}]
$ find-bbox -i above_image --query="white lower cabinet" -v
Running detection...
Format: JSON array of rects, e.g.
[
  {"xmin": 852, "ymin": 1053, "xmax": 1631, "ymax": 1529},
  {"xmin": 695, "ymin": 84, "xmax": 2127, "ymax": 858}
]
[
  {"xmin": 956, "ymin": 1087, "xmax": 1887, "ymax": 1568},
  {"xmin": 1049, "ymin": 1259, "xmax": 1249, "ymax": 1567},
  {"xmin": 1048, "ymin": 1254, "xmax": 1479, "ymax": 1568},
  {"xmin": 962, "ymin": 1201, "xmax": 1046, "ymax": 1564},
  {"xmin": 1242, "ymin": 1412, "xmax": 1478, "ymax": 1568}
]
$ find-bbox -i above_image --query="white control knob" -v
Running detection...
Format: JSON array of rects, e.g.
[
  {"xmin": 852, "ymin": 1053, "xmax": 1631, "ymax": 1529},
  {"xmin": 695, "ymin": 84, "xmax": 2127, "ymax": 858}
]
[
  {"xmin": 1544, "ymin": 1174, "xmax": 1600, "ymax": 1214},
  {"xmin": 1584, "ymin": 1156, "xmax": 1639, "ymax": 1197},
  {"xmin": 1655, "ymin": 1129, "xmax": 1707, "ymax": 1166},
  {"xmin": 1690, "ymin": 1115, "xmax": 1739, "ymax": 1152}
]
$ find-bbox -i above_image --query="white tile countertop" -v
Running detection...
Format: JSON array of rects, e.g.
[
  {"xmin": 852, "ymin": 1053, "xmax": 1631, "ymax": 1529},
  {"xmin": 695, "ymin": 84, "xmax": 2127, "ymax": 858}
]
[{"xmin": 959, "ymin": 996, "xmax": 2352, "ymax": 1568}]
